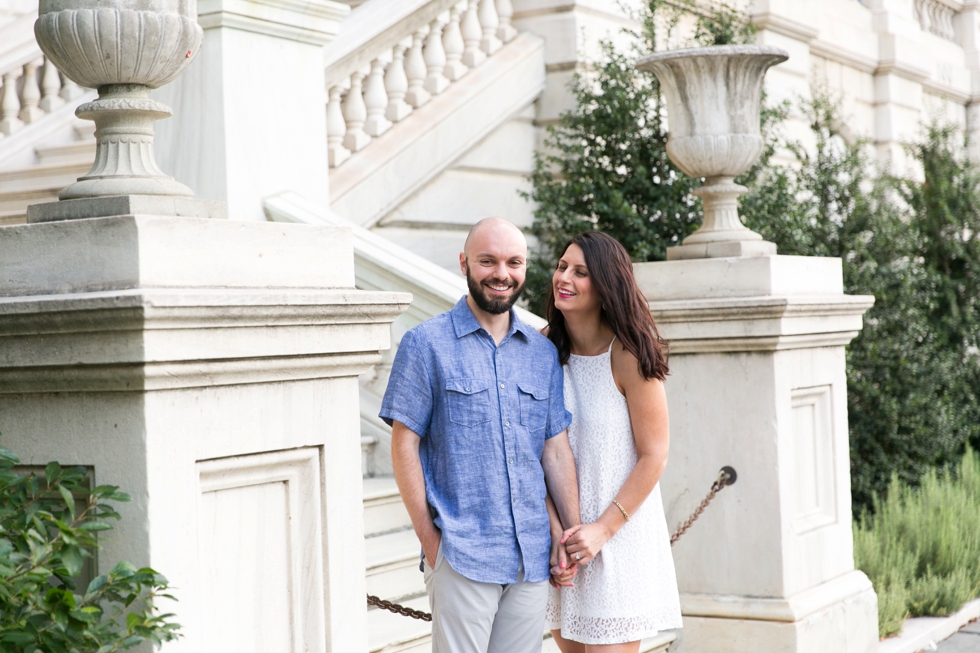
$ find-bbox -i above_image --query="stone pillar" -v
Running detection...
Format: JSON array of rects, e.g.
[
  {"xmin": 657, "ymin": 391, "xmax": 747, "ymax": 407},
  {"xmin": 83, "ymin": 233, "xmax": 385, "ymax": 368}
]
[
  {"xmin": 634, "ymin": 255, "xmax": 878, "ymax": 653},
  {"xmin": 153, "ymin": 0, "xmax": 348, "ymax": 221},
  {"xmin": 0, "ymin": 219, "xmax": 409, "ymax": 652},
  {"xmin": 6, "ymin": 2, "xmax": 410, "ymax": 652}
]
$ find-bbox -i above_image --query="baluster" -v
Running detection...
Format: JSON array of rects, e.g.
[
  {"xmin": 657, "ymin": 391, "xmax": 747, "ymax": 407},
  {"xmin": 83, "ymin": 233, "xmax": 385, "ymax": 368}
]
[
  {"xmin": 385, "ymin": 41, "xmax": 413, "ymax": 122},
  {"xmin": 59, "ymin": 74, "xmax": 84, "ymax": 101},
  {"xmin": 479, "ymin": 0, "xmax": 502, "ymax": 55},
  {"xmin": 18, "ymin": 59, "xmax": 44, "ymax": 123},
  {"xmin": 405, "ymin": 27, "xmax": 432, "ymax": 108},
  {"xmin": 342, "ymin": 71, "xmax": 371, "ymax": 152},
  {"xmin": 39, "ymin": 58, "xmax": 64, "ymax": 112},
  {"xmin": 327, "ymin": 85, "xmax": 350, "ymax": 167},
  {"xmin": 0, "ymin": 69, "xmax": 24, "ymax": 135},
  {"xmin": 461, "ymin": 0, "xmax": 486, "ymax": 67},
  {"xmin": 443, "ymin": 3, "xmax": 468, "ymax": 81},
  {"xmin": 496, "ymin": 0, "xmax": 517, "ymax": 43},
  {"xmin": 424, "ymin": 18, "xmax": 450, "ymax": 95},
  {"xmin": 363, "ymin": 56, "xmax": 392, "ymax": 137}
]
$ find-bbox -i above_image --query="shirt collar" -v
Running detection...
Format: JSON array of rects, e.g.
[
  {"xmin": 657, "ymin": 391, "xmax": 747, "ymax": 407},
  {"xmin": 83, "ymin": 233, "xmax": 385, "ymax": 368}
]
[{"xmin": 451, "ymin": 296, "xmax": 533, "ymax": 341}]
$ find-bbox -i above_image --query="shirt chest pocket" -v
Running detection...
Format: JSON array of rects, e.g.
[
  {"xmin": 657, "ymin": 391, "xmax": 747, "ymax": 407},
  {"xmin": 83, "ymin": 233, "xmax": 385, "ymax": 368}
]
[
  {"xmin": 518, "ymin": 383, "xmax": 549, "ymax": 433},
  {"xmin": 446, "ymin": 379, "xmax": 492, "ymax": 427}
]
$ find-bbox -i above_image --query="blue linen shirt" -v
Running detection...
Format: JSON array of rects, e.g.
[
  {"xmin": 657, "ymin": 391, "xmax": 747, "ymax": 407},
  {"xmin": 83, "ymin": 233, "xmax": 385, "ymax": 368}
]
[{"xmin": 380, "ymin": 297, "xmax": 572, "ymax": 584}]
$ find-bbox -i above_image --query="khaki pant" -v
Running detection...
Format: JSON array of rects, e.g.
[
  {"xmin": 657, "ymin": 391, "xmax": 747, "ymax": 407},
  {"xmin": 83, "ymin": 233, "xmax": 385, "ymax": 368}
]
[{"xmin": 423, "ymin": 544, "xmax": 549, "ymax": 653}]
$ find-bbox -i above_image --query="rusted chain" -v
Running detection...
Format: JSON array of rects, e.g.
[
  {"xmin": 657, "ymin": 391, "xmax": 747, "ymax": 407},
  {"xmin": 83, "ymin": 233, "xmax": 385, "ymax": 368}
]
[
  {"xmin": 367, "ymin": 466, "xmax": 737, "ymax": 621},
  {"xmin": 366, "ymin": 594, "xmax": 432, "ymax": 622},
  {"xmin": 669, "ymin": 466, "xmax": 737, "ymax": 547}
]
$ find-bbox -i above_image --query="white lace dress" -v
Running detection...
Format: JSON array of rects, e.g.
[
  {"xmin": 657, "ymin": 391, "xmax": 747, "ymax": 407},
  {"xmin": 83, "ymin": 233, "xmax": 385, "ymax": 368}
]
[{"xmin": 545, "ymin": 341, "xmax": 683, "ymax": 644}]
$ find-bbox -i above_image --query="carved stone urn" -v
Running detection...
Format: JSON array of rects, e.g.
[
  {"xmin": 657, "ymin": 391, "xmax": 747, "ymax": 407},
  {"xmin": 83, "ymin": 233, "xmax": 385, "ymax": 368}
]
[
  {"xmin": 33, "ymin": 0, "xmax": 203, "ymax": 206},
  {"xmin": 637, "ymin": 45, "xmax": 788, "ymax": 259}
]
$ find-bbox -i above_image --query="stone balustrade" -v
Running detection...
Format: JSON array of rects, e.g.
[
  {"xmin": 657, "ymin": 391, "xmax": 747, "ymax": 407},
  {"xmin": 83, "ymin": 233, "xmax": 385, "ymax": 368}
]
[
  {"xmin": 324, "ymin": 0, "xmax": 517, "ymax": 168},
  {"xmin": 915, "ymin": 0, "xmax": 959, "ymax": 41},
  {"xmin": 0, "ymin": 55, "xmax": 84, "ymax": 138}
]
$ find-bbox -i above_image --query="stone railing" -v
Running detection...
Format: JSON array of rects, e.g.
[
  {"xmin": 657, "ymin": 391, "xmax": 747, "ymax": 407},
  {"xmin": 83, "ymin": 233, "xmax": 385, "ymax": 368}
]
[
  {"xmin": 0, "ymin": 13, "xmax": 86, "ymax": 140},
  {"xmin": 915, "ymin": 0, "xmax": 959, "ymax": 41},
  {"xmin": 0, "ymin": 56, "xmax": 86, "ymax": 138},
  {"xmin": 324, "ymin": 0, "xmax": 518, "ymax": 168}
]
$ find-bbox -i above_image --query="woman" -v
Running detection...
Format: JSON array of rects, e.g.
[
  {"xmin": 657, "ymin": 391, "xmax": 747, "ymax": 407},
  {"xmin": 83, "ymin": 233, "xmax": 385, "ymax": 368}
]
[{"xmin": 543, "ymin": 232, "xmax": 682, "ymax": 652}]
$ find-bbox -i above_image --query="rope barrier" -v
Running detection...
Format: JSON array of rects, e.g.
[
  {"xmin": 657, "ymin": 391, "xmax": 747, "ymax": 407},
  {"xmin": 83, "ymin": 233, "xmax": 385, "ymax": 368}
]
[{"xmin": 367, "ymin": 466, "xmax": 738, "ymax": 622}]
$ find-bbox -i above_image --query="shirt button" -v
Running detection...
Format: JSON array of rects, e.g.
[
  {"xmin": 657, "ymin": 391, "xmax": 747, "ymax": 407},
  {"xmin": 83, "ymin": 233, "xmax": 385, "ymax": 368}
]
[
  {"xmin": 508, "ymin": 458, "xmax": 514, "ymax": 464},
  {"xmin": 505, "ymin": 421, "xmax": 510, "ymax": 427},
  {"xmin": 499, "ymin": 383, "xmax": 505, "ymax": 389}
]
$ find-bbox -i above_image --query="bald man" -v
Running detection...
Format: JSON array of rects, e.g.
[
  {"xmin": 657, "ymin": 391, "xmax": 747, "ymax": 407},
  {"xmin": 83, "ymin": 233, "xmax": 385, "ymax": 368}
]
[{"xmin": 380, "ymin": 218, "xmax": 581, "ymax": 653}]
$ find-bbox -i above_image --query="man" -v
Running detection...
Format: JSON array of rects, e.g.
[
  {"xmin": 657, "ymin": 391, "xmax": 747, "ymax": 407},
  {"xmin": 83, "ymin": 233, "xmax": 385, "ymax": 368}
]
[{"xmin": 380, "ymin": 217, "xmax": 581, "ymax": 653}]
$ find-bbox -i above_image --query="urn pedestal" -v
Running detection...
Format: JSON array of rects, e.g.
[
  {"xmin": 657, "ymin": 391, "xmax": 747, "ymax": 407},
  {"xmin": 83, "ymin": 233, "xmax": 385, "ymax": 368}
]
[
  {"xmin": 637, "ymin": 45, "xmax": 787, "ymax": 260},
  {"xmin": 635, "ymin": 255, "xmax": 880, "ymax": 653}
]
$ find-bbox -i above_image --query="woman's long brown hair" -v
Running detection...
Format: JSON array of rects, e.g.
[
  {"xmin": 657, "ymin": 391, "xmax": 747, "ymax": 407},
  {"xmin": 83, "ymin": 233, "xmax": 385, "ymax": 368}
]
[{"xmin": 545, "ymin": 232, "xmax": 669, "ymax": 381}]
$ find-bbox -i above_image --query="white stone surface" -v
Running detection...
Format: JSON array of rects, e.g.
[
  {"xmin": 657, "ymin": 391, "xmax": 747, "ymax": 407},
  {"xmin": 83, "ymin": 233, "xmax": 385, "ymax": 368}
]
[
  {"xmin": 879, "ymin": 599, "xmax": 980, "ymax": 653},
  {"xmin": 0, "ymin": 210, "xmax": 411, "ymax": 653},
  {"xmin": 154, "ymin": 0, "xmax": 348, "ymax": 221},
  {"xmin": 637, "ymin": 255, "xmax": 879, "ymax": 653}
]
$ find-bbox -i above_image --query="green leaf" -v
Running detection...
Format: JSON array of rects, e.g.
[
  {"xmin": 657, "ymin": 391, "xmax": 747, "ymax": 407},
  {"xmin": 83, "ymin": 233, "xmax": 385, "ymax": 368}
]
[
  {"xmin": 111, "ymin": 560, "xmax": 137, "ymax": 577},
  {"xmin": 78, "ymin": 521, "xmax": 113, "ymax": 532},
  {"xmin": 57, "ymin": 485, "xmax": 75, "ymax": 514},
  {"xmin": 85, "ymin": 574, "xmax": 108, "ymax": 595},
  {"xmin": 45, "ymin": 461, "xmax": 61, "ymax": 485},
  {"xmin": 61, "ymin": 545, "xmax": 83, "ymax": 576}
]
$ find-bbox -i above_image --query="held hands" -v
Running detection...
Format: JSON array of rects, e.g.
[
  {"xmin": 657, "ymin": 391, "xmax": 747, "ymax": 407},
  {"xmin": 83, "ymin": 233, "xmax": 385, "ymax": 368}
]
[
  {"xmin": 560, "ymin": 522, "xmax": 612, "ymax": 567},
  {"xmin": 549, "ymin": 535, "xmax": 578, "ymax": 589}
]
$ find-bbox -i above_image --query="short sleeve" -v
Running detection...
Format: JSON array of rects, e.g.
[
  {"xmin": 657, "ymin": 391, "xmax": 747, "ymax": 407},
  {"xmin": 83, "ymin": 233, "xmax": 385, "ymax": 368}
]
[
  {"xmin": 545, "ymin": 357, "xmax": 572, "ymax": 439},
  {"xmin": 379, "ymin": 328, "xmax": 434, "ymax": 436}
]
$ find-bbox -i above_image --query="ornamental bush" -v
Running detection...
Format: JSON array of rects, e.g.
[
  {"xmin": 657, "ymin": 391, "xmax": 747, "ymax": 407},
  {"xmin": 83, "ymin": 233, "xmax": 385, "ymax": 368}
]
[
  {"xmin": 522, "ymin": 0, "xmax": 980, "ymax": 513},
  {"xmin": 0, "ymin": 442, "xmax": 180, "ymax": 652},
  {"xmin": 854, "ymin": 447, "xmax": 980, "ymax": 636}
]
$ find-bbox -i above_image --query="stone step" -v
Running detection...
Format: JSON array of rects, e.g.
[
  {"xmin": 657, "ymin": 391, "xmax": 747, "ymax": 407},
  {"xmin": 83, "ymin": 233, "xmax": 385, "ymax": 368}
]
[
  {"xmin": 366, "ymin": 528, "xmax": 424, "ymax": 601},
  {"xmin": 0, "ymin": 160, "xmax": 88, "ymax": 192},
  {"xmin": 35, "ymin": 139, "xmax": 96, "ymax": 166},
  {"xmin": 363, "ymin": 476, "xmax": 411, "ymax": 537},
  {"xmin": 0, "ymin": 186, "xmax": 61, "ymax": 219},
  {"xmin": 0, "ymin": 208, "xmax": 27, "ymax": 225}
]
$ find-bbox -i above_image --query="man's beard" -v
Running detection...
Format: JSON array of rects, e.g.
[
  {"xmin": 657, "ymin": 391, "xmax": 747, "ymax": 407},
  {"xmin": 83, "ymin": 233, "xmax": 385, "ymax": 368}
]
[{"xmin": 465, "ymin": 264, "xmax": 525, "ymax": 315}]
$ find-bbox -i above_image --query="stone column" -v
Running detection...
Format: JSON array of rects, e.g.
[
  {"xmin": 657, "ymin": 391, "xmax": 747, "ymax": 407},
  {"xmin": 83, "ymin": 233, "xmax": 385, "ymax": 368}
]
[
  {"xmin": 634, "ymin": 256, "xmax": 878, "ymax": 653},
  {"xmin": 153, "ymin": 0, "xmax": 348, "ymax": 221},
  {"xmin": 5, "ymin": 2, "xmax": 411, "ymax": 652}
]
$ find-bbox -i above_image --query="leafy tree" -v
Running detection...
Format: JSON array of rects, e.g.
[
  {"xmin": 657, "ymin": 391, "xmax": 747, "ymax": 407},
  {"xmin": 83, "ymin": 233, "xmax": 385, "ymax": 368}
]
[{"xmin": 0, "ymin": 443, "xmax": 180, "ymax": 652}]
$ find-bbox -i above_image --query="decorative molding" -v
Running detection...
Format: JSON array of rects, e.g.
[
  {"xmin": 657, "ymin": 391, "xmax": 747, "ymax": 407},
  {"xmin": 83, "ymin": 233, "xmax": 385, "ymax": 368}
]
[
  {"xmin": 750, "ymin": 11, "xmax": 819, "ymax": 43},
  {"xmin": 198, "ymin": 0, "xmax": 350, "ymax": 46},
  {"xmin": 0, "ymin": 288, "xmax": 409, "ymax": 392},
  {"xmin": 808, "ymin": 39, "xmax": 878, "ymax": 75},
  {"xmin": 680, "ymin": 570, "xmax": 874, "ymax": 623},
  {"xmin": 649, "ymin": 294, "xmax": 875, "ymax": 353},
  {"xmin": 198, "ymin": 447, "xmax": 325, "ymax": 653}
]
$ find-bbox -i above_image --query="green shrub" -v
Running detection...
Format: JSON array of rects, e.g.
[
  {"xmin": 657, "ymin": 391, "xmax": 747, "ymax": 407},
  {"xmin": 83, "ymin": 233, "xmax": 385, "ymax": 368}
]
[
  {"xmin": 0, "ymin": 443, "xmax": 180, "ymax": 652},
  {"xmin": 854, "ymin": 448, "xmax": 980, "ymax": 637}
]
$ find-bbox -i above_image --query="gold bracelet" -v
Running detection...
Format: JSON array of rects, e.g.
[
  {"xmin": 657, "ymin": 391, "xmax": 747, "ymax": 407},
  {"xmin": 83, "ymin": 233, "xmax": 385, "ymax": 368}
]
[{"xmin": 611, "ymin": 499, "xmax": 630, "ymax": 523}]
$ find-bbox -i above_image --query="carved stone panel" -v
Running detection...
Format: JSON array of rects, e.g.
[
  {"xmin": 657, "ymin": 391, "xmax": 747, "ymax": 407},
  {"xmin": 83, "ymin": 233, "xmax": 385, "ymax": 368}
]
[
  {"xmin": 790, "ymin": 385, "xmax": 837, "ymax": 534},
  {"xmin": 198, "ymin": 448, "xmax": 325, "ymax": 653}
]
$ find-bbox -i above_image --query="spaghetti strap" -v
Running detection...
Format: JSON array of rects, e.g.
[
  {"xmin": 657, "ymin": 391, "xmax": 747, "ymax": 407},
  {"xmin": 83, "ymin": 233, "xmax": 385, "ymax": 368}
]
[{"xmin": 607, "ymin": 335, "xmax": 617, "ymax": 353}]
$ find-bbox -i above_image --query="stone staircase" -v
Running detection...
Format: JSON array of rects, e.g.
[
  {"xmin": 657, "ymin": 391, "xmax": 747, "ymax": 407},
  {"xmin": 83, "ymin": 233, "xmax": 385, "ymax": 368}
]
[{"xmin": 0, "ymin": 121, "xmax": 95, "ymax": 225}]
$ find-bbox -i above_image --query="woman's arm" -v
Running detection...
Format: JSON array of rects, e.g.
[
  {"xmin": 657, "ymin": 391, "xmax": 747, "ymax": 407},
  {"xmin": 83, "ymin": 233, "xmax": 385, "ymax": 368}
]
[
  {"xmin": 561, "ymin": 342, "xmax": 670, "ymax": 564},
  {"xmin": 546, "ymin": 494, "xmax": 577, "ymax": 587}
]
